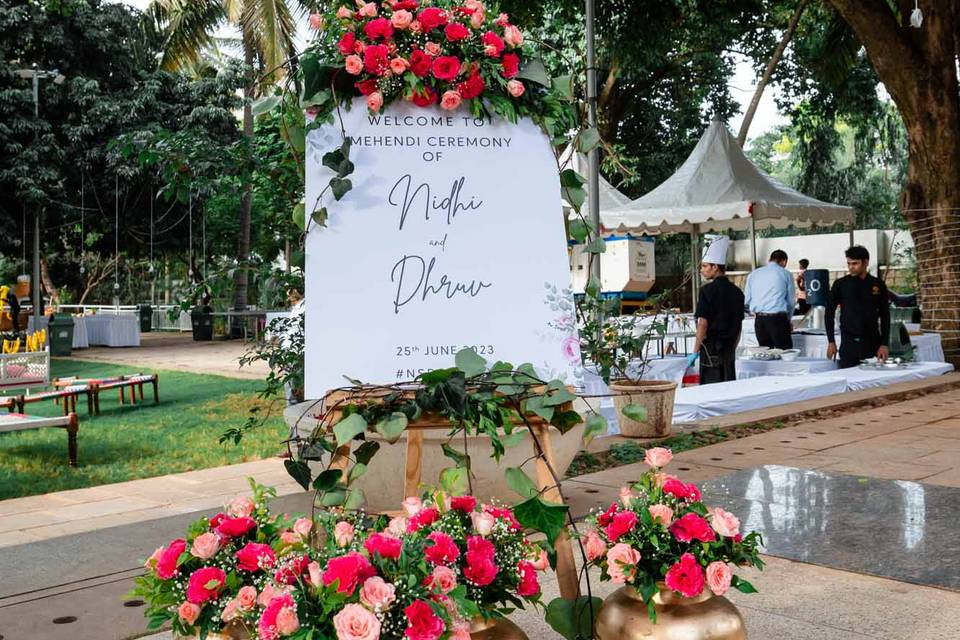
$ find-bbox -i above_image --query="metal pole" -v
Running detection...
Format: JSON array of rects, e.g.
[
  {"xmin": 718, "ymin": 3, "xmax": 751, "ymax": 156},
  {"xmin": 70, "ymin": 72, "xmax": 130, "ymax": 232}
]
[
  {"xmin": 585, "ymin": 0, "xmax": 600, "ymax": 286},
  {"xmin": 31, "ymin": 72, "xmax": 41, "ymax": 322},
  {"xmin": 749, "ymin": 216, "xmax": 758, "ymax": 271},
  {"xmin": 690, "ymin": 225, "xmax": 700, "ymax": 311}
]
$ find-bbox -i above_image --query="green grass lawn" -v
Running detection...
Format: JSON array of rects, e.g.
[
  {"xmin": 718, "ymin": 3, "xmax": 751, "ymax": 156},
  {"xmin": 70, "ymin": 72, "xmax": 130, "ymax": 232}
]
[{"xmin": 0, "ymin": 358, "xmax": 286, "ymax": 500}]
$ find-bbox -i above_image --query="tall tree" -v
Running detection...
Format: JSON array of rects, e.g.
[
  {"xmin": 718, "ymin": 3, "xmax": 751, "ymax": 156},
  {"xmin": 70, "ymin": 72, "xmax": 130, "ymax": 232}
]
[{"xmin": 825, "ymin": 1, "xmax": 960, "ymax": 363}]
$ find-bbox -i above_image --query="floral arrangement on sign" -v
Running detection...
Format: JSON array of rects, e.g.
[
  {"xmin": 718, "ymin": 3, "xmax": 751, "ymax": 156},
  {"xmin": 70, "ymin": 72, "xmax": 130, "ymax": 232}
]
[{"xmin": 582, "ymin": 448, "xmax": 763, "ymax": 621}]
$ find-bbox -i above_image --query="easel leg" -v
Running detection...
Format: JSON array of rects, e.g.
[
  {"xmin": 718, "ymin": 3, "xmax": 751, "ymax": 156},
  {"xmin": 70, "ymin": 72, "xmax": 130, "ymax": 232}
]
[{"xmin": 404, "ymin": 429, "xmax": 424, "ymax": 499}]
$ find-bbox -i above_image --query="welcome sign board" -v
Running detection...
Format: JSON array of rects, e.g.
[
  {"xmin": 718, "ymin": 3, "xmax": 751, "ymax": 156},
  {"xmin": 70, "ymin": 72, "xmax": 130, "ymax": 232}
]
[{"xmin": 304, "ymin": 100, "xmax": 578, "ymax": 398}]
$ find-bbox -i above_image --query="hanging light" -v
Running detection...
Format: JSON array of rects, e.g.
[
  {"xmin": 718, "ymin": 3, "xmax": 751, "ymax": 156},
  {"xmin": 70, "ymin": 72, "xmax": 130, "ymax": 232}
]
[{"xmin": 910, "ymin": 1, "xmax": 923, "ymax": 28}]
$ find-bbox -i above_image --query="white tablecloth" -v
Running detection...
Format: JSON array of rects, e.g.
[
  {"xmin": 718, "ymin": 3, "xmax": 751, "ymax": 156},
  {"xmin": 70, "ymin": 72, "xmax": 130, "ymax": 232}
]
[
  {"xmin": 581, "ymin": 356, "xmax": 690, "ymax": 433},
  {"xmin": 28, "ymin": 316, "xmax": 89, "ymax": 349},
  {"xmin": 791, "ymin": 332, "xmax": 944, "ymax": 362},
  {"xmin": 83, "ymin": 314, "xmax": 141, "ymax": 347},
  {"xmin": 673, "ymin": 375, "xmax": 849, "ymax": 424},
  {"xmin": 810, "ymin": 361, "xmax": 954, "ymax": 391},
  {"xmin": 736, "ymin": 357, "xmax": 838, "ymax": 379}
]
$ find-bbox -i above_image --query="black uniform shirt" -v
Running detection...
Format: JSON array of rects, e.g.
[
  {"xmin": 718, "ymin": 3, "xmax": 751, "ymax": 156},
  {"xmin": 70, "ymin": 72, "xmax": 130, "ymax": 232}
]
[
  {"xmin": 695, "ymin": 276, "xmax": 745, "ymax": 343},
  {"xmin": 825, "ymin": 273, "xmax": 890, "ymax": 345}
]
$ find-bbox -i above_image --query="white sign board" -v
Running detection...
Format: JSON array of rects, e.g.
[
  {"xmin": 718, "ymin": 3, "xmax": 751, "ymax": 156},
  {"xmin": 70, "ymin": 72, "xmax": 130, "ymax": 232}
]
[{"xmin": 305, "ymin": 100, "xmax": 579, "ymax": 398}]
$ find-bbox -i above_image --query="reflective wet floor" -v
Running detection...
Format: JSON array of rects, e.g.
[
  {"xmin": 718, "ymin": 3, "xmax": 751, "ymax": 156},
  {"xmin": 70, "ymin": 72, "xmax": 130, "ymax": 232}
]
[{"xmin": 701, "ymin": 465, "xmax": 960, "ymax": 590}]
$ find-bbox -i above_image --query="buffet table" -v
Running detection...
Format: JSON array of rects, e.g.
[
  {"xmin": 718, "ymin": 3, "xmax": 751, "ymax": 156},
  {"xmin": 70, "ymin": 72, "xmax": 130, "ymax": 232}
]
[
  {"xmin": 791, "ymin": 332, "xmax": 944, "ymax": 362},
  {"xmin": 811, "ymin": 361, "xmax": 954, "ymax": 391},
  {"xmin": 735, "ymin": 357, "xmax": 838, "ymax": 379},
  {"xmin": 83, "ymin": 314, "xmax": 140, "ymax": 347},
  {"xmin": 28, "ymin": 315, "xmax": 89, "ymax": 349}
]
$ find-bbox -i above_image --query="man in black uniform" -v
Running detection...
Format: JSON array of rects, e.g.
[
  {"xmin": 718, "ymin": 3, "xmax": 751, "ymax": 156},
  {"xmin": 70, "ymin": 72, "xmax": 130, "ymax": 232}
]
[
  {"xmin": 826, "ymin": 245, "xmax": 890, "ymax": 368},
  {"xmin": 690, "ymin": 237, "xmax": 745, "ymax": 384}
]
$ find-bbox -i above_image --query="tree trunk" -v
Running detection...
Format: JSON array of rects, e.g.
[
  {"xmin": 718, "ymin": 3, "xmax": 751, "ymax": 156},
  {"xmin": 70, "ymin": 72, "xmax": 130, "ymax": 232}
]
[
  {"xmin": 828, "ymin": 0, "xmax": 960, "ymax": 364},
  {"xmin": 737, "ymin": 0, "xmax": 809, "ymax": 147},
  {"xmin": 233, "ymin": 37, "xmax": 255, "ymax": 324},
  {"xmin": 40, "ymin": 257, "xmax": 58, "ymax": 308}
]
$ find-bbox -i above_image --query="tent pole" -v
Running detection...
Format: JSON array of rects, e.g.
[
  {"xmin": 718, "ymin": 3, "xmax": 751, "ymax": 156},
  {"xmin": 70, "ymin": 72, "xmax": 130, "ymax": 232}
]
[
  {"xmin": 690, "ymin": 225, "xmax": 700, "ymax": 311},
  {"xmin": 848, "ymin": 224, "xmax": 855, "ymax": 248},
  {"xmin": 749, "ymin": 217, "xmax": 758, "ymax": 271},
  {"xmin": 585, "ymin": 0, "xmax": 600, "ymax": 288}
]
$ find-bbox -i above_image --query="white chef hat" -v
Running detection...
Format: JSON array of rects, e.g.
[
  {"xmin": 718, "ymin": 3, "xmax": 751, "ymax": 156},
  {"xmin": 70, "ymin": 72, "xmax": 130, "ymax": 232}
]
[{"xmin": 702, "ymin": 236, "xmax": 730, "ymax": 266}]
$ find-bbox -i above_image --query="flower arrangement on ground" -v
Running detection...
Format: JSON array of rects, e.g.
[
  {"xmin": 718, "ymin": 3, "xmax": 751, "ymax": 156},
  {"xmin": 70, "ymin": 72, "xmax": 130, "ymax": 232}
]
[{"xmin": 583, "ymin": 448, "xmax": 763, "ymax": 620}]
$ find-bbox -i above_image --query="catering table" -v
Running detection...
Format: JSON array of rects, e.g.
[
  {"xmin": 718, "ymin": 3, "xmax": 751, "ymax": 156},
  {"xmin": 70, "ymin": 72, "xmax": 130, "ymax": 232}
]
[
  {"xmin": 83, "ymin": 314, "xmax": 140, "ymax": 347},
  {"xmin": 736, "ymin": 357, "xmax": 838, "ymax": 379},
  {"xmin": 809, "ymin": 361, "xmax": 954, "ymax": 392},
  {"xmin": 792, "ymin": 331, "xmax": 944, "ymax": 363},
  {"xmin": 581, "ymin": 356, "xmax": 691, "ymax": 433},
  {"xmin": 28, "ymin": 315, "xmax": 89, "ymax": 349}
]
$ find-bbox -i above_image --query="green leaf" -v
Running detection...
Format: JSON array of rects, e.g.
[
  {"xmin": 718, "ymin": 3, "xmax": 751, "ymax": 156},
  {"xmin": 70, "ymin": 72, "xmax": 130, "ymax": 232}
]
[
  {"xmin": 293, "ymin": 202, "xmax": 305, "ymax": 230},
  {"xmin": 551, "ymin": 74, "xmax": 574, "ymax": 100},
  {"xmin": 284, "ymin": 459, "xmax": 311, "ymax": 491},
  {"xmin": 517, "ymin": 58, "xmax": 550, "ymax": 86},
  {"xmin": 311, "ymin": 469, "xmax": 342, "ymax": 492},
  {"xmin": 583, "ymin": 414, "xmax": 607, "ymax": 446},
  {"xmin": 585, "ymin": 236, "xmax": 606, "ymax": 254},
  {"xmin": 514, "ymin": 496, "xmax": 569, "ymax": 546},
  {"xmin": 585, "ymin": 275, "xmax": 600, "ymax": 298},
  {"xmin": 568, "ymin": 219, "xmax": 589, "ymax": 243},
  {"xmin": 319, "ymin": 487, "xmax": 347, "ymax": 507},
  {"xmin": 420, "ymin": 367, "xmax": 458, "ymax": 385},
  {"xmin": 311, "ymin": 207, "xmax": 328, "ymax": 228},
  {"xmin": 505, "ymin": 467, "xmax": 539, "ymax": 499},
  {"xmin": 333, "ymin": 414, "xmax": 367, "ymax": 447},
  {"xmin": 524, "ymin": 395, "xmax": 554, "ymax": 423},
  {"xmin": 348, "ymin": 463, "xmax": 367, "ymax": 483},
  {"xmin": 455, "ymin": 348, "xmax": 487, "ymax": 377},
  {"xmin": 344, "ymin": 488, "xmax": 366, "ymax": 510},
  {"xmin": 576, "ymin": 127, "xmax": 602, "ymax": 153},
  {"xmin": 563, "ymin": 186, "xmax": 586, "ymax": 209},
  {"xmin": 322, "ymin": 148, "xmax": 345, "ymax": 171},
  {"xmin": 544, "ymin": 596, "xmax": 602, "ymax": 640},
  {"xmin": 543, "ymin": 381, "xmax": 576, "ymax": 406},
  {"xmin": 329, "ymin": 177, "xmax": 352, "ymax": 201},
  {"xmin": 440, "ymin": 467, "xmax": 469, "ymax": 496},
  {"xmin": 559, "ymin": 169, "xmax": 586, "ymax": 188},
  {"xmin": 501, "ymin": 429, "xmax": 527, "ymax": 448},
  {"xmin": 622, "ymin": 403, "xmax": 647, "ymax": 422},
  {"xmin": 441, "ymin": 443, "xmax": 470, "ymax": 466},
  {"xmin": 354, "ymin": 441, "xmax": 380, "ymax": 465},
  {"xmin": 550, "ymin": 409, "xmax": 583, "ymax": 434},
  {"xmin": 732, "ymin": 576, "xmax": 758, "ymax": 594},
  {"xmin": 375, "ymin": 412, "xmax": 408, "ymax": 444},
  {"xmin": 251, "ymin": 95, "xmax": 281, "ymax": 116},
  {"xmin": 337, "ymin": 159, "xmax": 355, "ymax": 178}
]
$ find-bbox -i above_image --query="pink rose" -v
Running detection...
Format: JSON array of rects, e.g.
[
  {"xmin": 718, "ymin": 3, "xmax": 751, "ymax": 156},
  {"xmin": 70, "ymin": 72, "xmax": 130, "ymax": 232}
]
[
  {"xmin": 426, "ymin": 565, "xmax": 458, "ymax": 593},
  {"xmin": 293, "ymin": 517, "xmax": 313, "ymax": 538},
  {"xmin": 503, "ymin": 24, "xmax": 523, "ymax": 48},
  {"xmin": 308, "ymin": 13, "xmax": 323, "ymax": 30},
  {"xmin": 388, "ymin": 516, "xmax": 409, "ymax": 537},
  {"xmin": 709, "ymin": 507, "xmax": 741, "ymax": 538},
  {"xmin": 276, "ymin": 605, "xmax": 300, "ymax": 635},
  {"xmin": 259, "ymin": 593, "xmax": 298, "ymax": 640},
  {"xmin": 335, "ymin": 603, "xmax": 382, "ymax": 640},
  {"xmin": 238, "ymin": 585, "xmax": 257, "ymax": 610},
  {"xmin": 452, "ymin": 620, "xmax": 472, "ymax": 640},
  {"xmin": 367, "ymin": 91, "xmax": 384, "ymax": 112},
  {"xmin": 604, "ymin": 510, "xmax": 638, "ymax": 542},
  {"xmin": 358, "ymin": 2, "xmax": 377, "ymax": 18},
  {"xmin": 531, "ymin": 547, "xmax": 549, "ymax": 571},
  {"xmin": 517, "ymin": 560, "xmax": 539, "ymax": 597},
  {"xmin": 274, "ymin": 554, "xmax": 311, "ymax": 585},
  {"xmin": 648, "ymin": 504, "xmax": 674, "ymax": 526},
  {"xmin": 178, "ymin": 601, "xmax": 202, "ymax": 625},
  {"xmin": 506, "ymin": 79, "xmax": 525, "ymax": 97},
  {"xmin": 561, "ymin": 335, "xmax": 580, "ymax": 363},
  {"xmin": 425, "ymin": 531, "xmax": 460, "ymax": 565},
  {"xmin": 227, "ymin": 496, "xmax": 255, "ymax": 518},
  {"xmin": 186, "ymin": 566, "xmax": 226, "ymax": 604},
  {"xmin": 606, "ymin": 543, "xmax": 640, "ymax": 584},
  {"xmin": 190, "ymin": 532, "xmax": 220, "ymax": 559},
  {"xmin": 664, "ymin": 553, "xmax": 705, "ymax": 598},
  {"xmin": 470, "ymin": 11, "xmax": 484, "ymax": 29},
  {"xmin": 156, "ymin": 539, "xmax": 186, "ymax": 579},
  {"xmin": 481, "ymin": 31, "xmax": 504, "ymax": 56},
  {"xmin": 223, "ymin": 598, "xmax": 241, "ymax": 621},
  {"xmin": 424, "ymin": 41, "xmax": 442, "ymax": 57},
  {"xmin": 217, "ymin": 516, "xmax": 257, "ymax": 538},
  {"xmin": 360, "ymin": 575, "xmax": 397, "ymax": 609},
  {"xmin": 145, "ymin": 546, "xmax": 164, "ymax": 571},
  {"xmin": 334, "ymin": 521, "xmax": 355, "ymax": 547},
  {"xmin": 363, "ymin": 17, "xmax": 394, "ymax": 41},
  {"xmin": 258, "ymin": 584, "xmax": 279, "ymax": 608},
  {"xmin": 440, "ymin": 90, "xmax": 462, "ymax": 110},
  {"xmin": 345, "ymin": 55, "xmax": 364, "ymax": 75},
  {"xmin": 402, "ymin": 496, "xmax": 423, "ymax": 516},
  {"xmin": 662, "ymin": 479, "xmax": 701, "ymax": 502},
  {"xmin": 463, "ymin": 554, "xmax": 497, "ymax": 586},
  {"xmin": 471, "ymin": 511, "xmax": 495, "ymax": 536},
  {"xmin": 404, "ymin": 600, "xmax": 444, "ymax": 640},
  {"xmin": 392, "ymin": 9, "xmax": 413, "ymax": 29},
  {"xmin": 323, "ymin": 552, "xmax": 376, "ymax": 594},
  {"xmin": 669, "ymin": 513, "xmax": 716, "ymax": 543},
  {"xmin": 236, "ymin": 542, "xmax": 276, "ymax": 572},
  {"xmin": 584, "ymin": 529, "xmax": 606, "ymax": 562},
  {"xmin": 307, "ymin": 561, "xmax": 323, "ymax": 587},
  {"xmin": 337, "ymin": 6, "xmax": 354, "ymax": 20},
  {"xmin": 364, "ymin": 532, "xmax": 402, "ymax": 559},
  {"xmin": 280, "ymin": 531, "xmax": 301, "ymax": 546},
  {"xmin": 619, "ymin": 486, "xmax": 635, "ymax": 507},
  {"xmin": 706, "ymin": 561, "xmax": 732, "ymax": 596},
  {"xmin": 389, "ymin": 57, "xmax": 409, "ymax": 75},
  {"xmin": 495, "ymin": 12, "xmax": 509, "ymax": 26},
  {"xmin": 644, "ymin": 447, "xmax": 673, "ymax": 468}
]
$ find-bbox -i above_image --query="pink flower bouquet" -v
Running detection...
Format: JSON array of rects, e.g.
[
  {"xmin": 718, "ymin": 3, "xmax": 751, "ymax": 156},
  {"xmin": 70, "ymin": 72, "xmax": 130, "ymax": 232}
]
[{"xmin": 583, "ymin": 448, "xmax": 763, "ymax": 620}]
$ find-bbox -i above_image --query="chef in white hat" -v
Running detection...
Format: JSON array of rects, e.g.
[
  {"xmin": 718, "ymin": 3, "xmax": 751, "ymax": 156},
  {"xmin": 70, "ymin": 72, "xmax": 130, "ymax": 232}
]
[{"xmin": 688, "ymin": 236, "xmax": 744, "ymax": 384}]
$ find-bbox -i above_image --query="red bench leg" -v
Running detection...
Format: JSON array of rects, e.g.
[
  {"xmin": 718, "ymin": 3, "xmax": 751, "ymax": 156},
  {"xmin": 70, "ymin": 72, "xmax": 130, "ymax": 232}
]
[
  {"xmin": 153, "ymin": 378, "xmax": 159, "ymax": 403},
  {"xmin": 67, "ymin": 413, "xmax": 78, "ymax": 466}
]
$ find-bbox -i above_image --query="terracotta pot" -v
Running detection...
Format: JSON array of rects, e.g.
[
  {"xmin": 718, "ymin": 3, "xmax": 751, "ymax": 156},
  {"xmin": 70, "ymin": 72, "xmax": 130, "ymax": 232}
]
[
  {"xmin": 470, "ymin": 615, "xmax": 530, "ymax": 640},
  {"xmin": 596, "ymin": 585, "xmax": 746, "ymax": 640},
  {"xmin": 174, "ymin": 620, "xmax": 251, "ymax": 639},
  {"xmin": 608, "ymin": 379, "xmax": 677, "ymax": 438}
]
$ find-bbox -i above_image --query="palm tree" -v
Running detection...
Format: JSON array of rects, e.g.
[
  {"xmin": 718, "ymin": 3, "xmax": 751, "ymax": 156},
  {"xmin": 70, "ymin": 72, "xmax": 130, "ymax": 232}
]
[{"xmin": 149, "ymin": 0, "xmax": 301, "ymax": 319}]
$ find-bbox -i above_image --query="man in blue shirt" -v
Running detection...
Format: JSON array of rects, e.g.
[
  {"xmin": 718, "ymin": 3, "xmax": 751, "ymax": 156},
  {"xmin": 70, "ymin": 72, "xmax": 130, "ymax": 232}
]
[{"xmin": 745, "ymin": 249, "xmax": 796, "ymax": 349}]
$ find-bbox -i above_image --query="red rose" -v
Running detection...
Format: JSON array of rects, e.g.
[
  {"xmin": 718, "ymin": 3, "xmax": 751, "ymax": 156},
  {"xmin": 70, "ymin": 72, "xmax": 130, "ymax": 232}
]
[
  {"xmin": 664, "ymin": 553, "xmax": 706, "ymax": 598},
  {"xmin": 407, "ymin": 507, "xmax": 440, "ymax": 532},
  {"xmin": 274, "ymin": 554, "xmax": 311, "ymax": 585},
  {"xmin": 431, "ymin": 56, "xmax": 461, "ymax": 81},
  {"xmin": 516, "ymin": 560, "xmax": 539, "ymax": 597},
  {"xmin": 209, "ymin": 513, "xmax": 226, "ymax": 528},
  {"xmin": 603, "ymin": 510, "xmax": 638, "ymax": 541},
  {"xmin": 338, "ymin": 31, "xmax": 356, "ymax": 56},
  {"xmin": 392, "ymin": 0, "xmax": 419, "ymax": 9},
  {"xmin": 363, "ymin": 17, "xmax": 394, "ymax": 41},
  {"xmin": 216, "ymin": 516, "xmax": 256, "ymax": 538},
  {"xmin": 596, "ymin": 502, "xmax": 619, "ymax": 527},
  {"xmin": 363, "ymin": 44, "xmax": 390, "ymax": 75},
  {"xmin": 155, "ymin": 539, "xmax": 186, "ymax": 579},
  {"xmin": 410, "ymin": 86, "xmax": 438, "ymax": 106},
  {"xmin": 481, "ymin": 31, "xmax": 504, "ymax": 57},
  {"xmin": 235, "ymin": 542, "xmax": 276, "ymax": 572},
  {"xmin": 355, "ymin": 79, "xmax": 379, "ymax": 95},
  {"xmin": 457, "ymin": 71, "xmax": 485, "ymax": 99},
  {"xmin": 410, "ymin": 49, "xmax": 433, "ymax": 77},
  {"xmin": 417, "ymin": 7, "xmax": 448, "ymax": 31},
  {"xmin": 186, "ymin": 566, "xmax": 227, "ymax": 604},
  {"xmin": 450, "ymin": 495, "xmax": 477, "ymax": 512},
  {"xmin": 424, "ymin": 531, "xmax": 460, "ymax": 565},
  {"xmin": 663, "ymin": 479, "xmax": 701, "ymax": 502},
  {"xmin": 444, "ymin": 22, "xmax": 470, "ymax": 42},
  {"xmin": 484, "ymin": 505, "xmax": 521, "ymax": 531},
  {"xmin": 404, "ymin": 599, "xmax": 445, "ymax": 640},
  {"xmin": 463, "ymin": 553, "xmax": 498, "ymax": 586},
  {"xmin": 668, "ymin": 513, "xmax": 716, "ymax": 543},
  {"xmin": 322, "ymin": 551, "xmax": 376, "ymax": 594},
  {"xmin": 365, "ymin": 532, "xmax": 403, "ymax": 559},
  {"xmin": 501, "ymin": 52, "xmax": 519, "ymax": 78},
  {"xmin": 467, "ymin": 535, "xmax": 495, "ymax": 560}
]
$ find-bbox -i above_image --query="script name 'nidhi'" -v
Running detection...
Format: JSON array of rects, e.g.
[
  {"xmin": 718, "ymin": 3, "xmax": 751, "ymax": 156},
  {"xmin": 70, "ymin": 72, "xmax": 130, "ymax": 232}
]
[{"xmin": 389, "ymin": 174, "xmax": 483, "ymax": 231}]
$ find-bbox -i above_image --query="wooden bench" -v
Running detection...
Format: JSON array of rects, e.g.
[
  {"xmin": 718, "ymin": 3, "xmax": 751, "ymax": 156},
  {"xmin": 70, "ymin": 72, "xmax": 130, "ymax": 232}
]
[
  {"xmin": 0, "ymin": 412, "xmax": 79, "ymax": 466},
  {"xmin": 0, "ymin": 396, "xmax": 15, "ymax": 412},
  {"xmin": 90, "ymin": 374, "xmax": 159, "ymax": 414},
  {"xmin": 17, "ymin": 385, "xmax": 91, "ymax": 416}
]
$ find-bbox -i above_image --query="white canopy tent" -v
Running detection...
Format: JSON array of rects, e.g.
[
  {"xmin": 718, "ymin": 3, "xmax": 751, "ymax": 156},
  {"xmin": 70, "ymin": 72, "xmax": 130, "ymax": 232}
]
[{"xmin": 558, "ymin": 144, "xmax": 632, "ymax": 212}]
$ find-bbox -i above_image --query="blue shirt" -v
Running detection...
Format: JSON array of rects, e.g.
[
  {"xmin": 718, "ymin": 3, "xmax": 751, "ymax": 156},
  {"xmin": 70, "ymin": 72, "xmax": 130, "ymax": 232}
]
[{"xmin": 745, "ymin": 263, "xmax": 796, "ymax": 314}]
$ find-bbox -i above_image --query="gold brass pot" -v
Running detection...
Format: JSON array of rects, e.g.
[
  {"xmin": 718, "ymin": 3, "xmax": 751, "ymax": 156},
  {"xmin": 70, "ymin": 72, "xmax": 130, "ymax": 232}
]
[
  {"xmin": 174, "ymin": 620, "xmax": 251, "ymax": 640},
  {"xmin": 470, "ymin": 615, "xmax": 529, "ymax": 640},
  {"xmin": 595, "ymin": 585, "xmax": 746, "ymax": 640}
]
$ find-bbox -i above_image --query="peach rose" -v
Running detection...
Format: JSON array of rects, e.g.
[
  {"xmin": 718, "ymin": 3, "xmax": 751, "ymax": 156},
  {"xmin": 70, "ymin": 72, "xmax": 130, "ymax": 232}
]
[
  {"xmin": 409, "ymin": 20, "xmax": 422, "ymax": 33},
  {"xmin": 402, "ymin": 496, "xmax": 422, "ymax": 516},
  {"xmin": 388, "ymin": 516, "xmax": 408, "ymax": 537},
  {"xmin": 495, "ymin": 13, "xmax": 509, "ymax": 26},
  {"xmin": 606, "ymin": 543, "xmax": 640, "ymax": 584},
  {"xmin": 471, "ymin": 511, "xmax": 495, "ymax": 536},
  {"xmin": 706, "ymin": 561, "xmax": 732, "ymax": 596},
  {"xmin": 389, "ymin": 57, "xmax": 409, "ymax": 75},
  {"xmin": 178, "ymin": 601, "xmax": 202, "ymax": 625},
  {"xmin": 451, "ymin": 620, "xmax": 471, "ymax": 640},
  {"xmin": 293, "ymin": 518, "xmax": 313, "ymax": 538},
  {"xmin": 334, "ymin": 521, "xmax": 355, "ymax": 547},
  {"xmin": 222, "ymin": 598, "xmax": 240, "ymax": 622},
  {"xmin": 280, "ymin": 531, "xmax": 301, "ymax": 545},
  {"xmin": 227, "ymin": 496, "xmax": 255, "ymax": 518},
  {"xmin": 440, "ymin": 90, "xmax": 462, "ymax": 110},
  {"xmin": 709, "ymin": 507, "xmax": 740, "ymax": 538},
  {"xmin": 470, "ymin": 11, "xmax": 485, "ymax": 29},
  {"xmin": 584, "ymin": 528, "xmax": 606, "ymax": 562},
  {"xmin": 367, "ymin": 91, "xmax": 384, "ymax": 112},
  {"xmin": 391, "ymin": 9, "xmax": 413, "ymax": 29},
  {"xmin": 190, "ymin": 532, "xmax": 220, "ymax": 559},
  {"xmin": 307, "ymin": 560, "xmax": 323, "ymax": 587},
  {"xmin": 648, "ymin": 504, "xmax": 674, "ymax": 527},
  {"xmin": 358, "ymin": 2, "xmax": 377, "ymax": 18},
  {"xmin": 145, "ymin": 546, "xmax": 164, "ymax": 570},
  {"xmin": 337, "ymin": 6, "xmax": 354, "ymax": 19},
  {"xmin": 424, "ymin": 41, "xmax": 442, "ymax": 57},
  {"xmin": 427, "ymin": 565, "xmax": 458, "ymax": 593},
  {"xmin": 309, "ymin": 13, "xmax": 324, "ymax": 30},
  {"xmin": 237, "ymin": 585, "xmax": 257, "ymax": 610},
  {"xmin": 276, "ymin": 605, "xmax": 300, "ymax": 635},
  {"xmin": 619, "ymin": 486, "xmax": 636, "ymax": 507},
  {"xmin": 506, "ymin": 80, "xmax": 524, "ymax": 97},
  {"xmin": 258, "ymin": 583, "xmax": 278, "ymax": 608},
  {"xmin": 644, "ymin": 447, "xmax": 673, "ymax": 468},
  {"xmin": 503, "ymin": 25, "xmax": 523, "ymax": 47},
  {"xmin": 359, "ymin": 576, "xmax": 397, "ymax": 610},
  {"xmin": 334, "ymin": 603, "xmax": 382, "ymax": 640},
  {"xmin": 532, "ymin": 548, "xmax": 549, "ymax": 571},
  {"xmin": 345, "ymin": 55, "xmax": 363, "ymax": 75},
  {"xmin": 653, "ymin": 472, "xmax": 678, "ymax": 488}
]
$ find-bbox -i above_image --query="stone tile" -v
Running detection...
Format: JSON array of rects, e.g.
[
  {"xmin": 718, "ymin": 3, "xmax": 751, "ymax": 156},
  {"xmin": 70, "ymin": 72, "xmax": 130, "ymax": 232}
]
[
  {"xmin": 919, "ymin": 468, "xmax": 960, "ymax": 487},
  {"xmin": 819, "ymin": 459, "xmax": 950, "ymax": 481},
  {"xmin": 784, "ymin": 452, "xmax": 852, "ymax": 469},
  {"xmin": 912, "ymin": 450, "xmax": 960, "ymax": 467},
  {"xmin": 0, "ymin": 509, "xmax": 67, "ymax": 533},
  {"xmin": 0, "ymin": 529, "xmax": 43, "ymax": 548},
  {"xmin": 816, "ymin": 441, "xmax": 940, "ymax": 464},
  {"xmin": 673, "ymin": 442, "xmax": 810, "ymax": 470},
  {"xmin": 0, "ymin": 493, "xmax": 81, "ymax": 518},
  {"xmin": 35, "ymin": 496, "xmax": 162, "ymax": 522}
]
